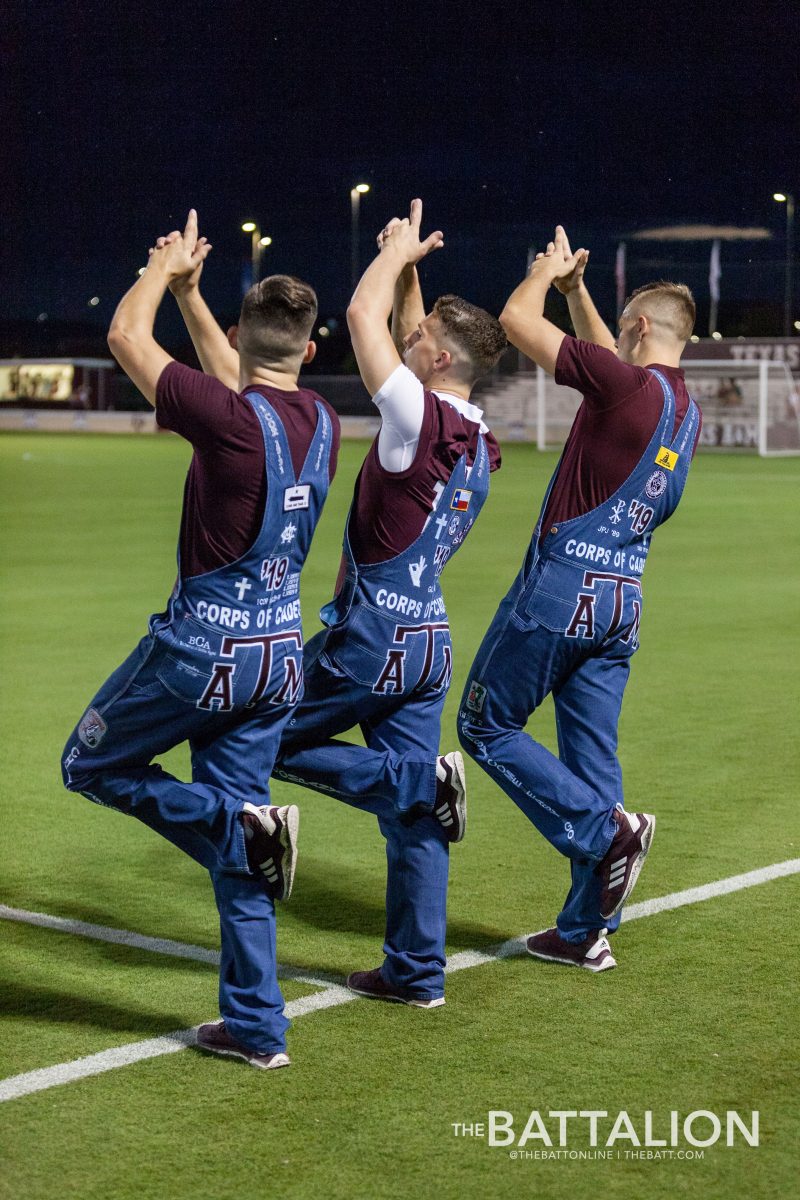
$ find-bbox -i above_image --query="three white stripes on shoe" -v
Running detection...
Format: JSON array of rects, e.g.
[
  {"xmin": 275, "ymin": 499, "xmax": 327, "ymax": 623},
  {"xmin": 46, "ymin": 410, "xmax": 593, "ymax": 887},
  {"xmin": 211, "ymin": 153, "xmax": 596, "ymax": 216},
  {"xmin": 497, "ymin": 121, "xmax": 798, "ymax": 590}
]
[{"xmin": 608, "ymin": 858, "xmax": 628, "ymax": 888}]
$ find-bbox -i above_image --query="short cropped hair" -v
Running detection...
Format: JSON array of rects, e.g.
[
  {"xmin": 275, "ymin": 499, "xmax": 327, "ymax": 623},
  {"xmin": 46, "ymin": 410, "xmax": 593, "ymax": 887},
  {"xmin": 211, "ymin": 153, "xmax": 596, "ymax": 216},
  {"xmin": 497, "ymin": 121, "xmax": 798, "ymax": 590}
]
[
  {"xmin": 432, "ymin": 294, "xmax": 508, "ymax": 383},
  {"xmin": 238, "ymin": 275, "xmax": 318, "ymax": 362},
  {"xmin": 624, "ymin": 281, "xmax": 696, "ymax": 343}
]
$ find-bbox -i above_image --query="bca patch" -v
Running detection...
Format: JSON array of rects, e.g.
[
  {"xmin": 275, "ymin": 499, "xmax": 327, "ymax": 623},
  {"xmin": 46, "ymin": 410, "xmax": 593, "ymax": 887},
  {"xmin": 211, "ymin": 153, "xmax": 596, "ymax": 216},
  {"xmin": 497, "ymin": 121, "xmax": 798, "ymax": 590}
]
[
  {"xmin": 78, "ymin": 708, "xmax": 108, "ymax": 748},
  {"xmin": 645, "ymin": 469, "xmax": 668, "ymax": 500},
  {"xmin": 284, "ymin": 484, "xmax": 310, "ymax": 511},
  {"xmin": 465, "ymin": 680, "xmax": 487, "ymax": 713}
]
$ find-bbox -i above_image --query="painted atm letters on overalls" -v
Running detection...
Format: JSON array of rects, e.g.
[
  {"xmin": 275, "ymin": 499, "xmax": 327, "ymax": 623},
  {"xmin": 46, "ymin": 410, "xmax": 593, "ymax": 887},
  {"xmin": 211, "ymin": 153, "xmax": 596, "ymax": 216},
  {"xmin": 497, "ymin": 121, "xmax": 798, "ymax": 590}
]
[
  {"xmin": 523, "ymin": 369, "xmax": 700, "ymax": 647},
  {"xmin": 197, "ymin": 631, "xmax": 304, "ymax": 712},
  {"xmin": 321, "ymin": 434, "xmax": 490, "ymax": 695},
  {"xmin": 565, "ymin": 573, "xmax": 642, "ymax": 646},
  {"xmin": 155, "ymin": 393, "xmax": 332, "ymax": 715},
  {"xmin": 373, "ymin": 622, "xmax": 452, "ymax": 696}
]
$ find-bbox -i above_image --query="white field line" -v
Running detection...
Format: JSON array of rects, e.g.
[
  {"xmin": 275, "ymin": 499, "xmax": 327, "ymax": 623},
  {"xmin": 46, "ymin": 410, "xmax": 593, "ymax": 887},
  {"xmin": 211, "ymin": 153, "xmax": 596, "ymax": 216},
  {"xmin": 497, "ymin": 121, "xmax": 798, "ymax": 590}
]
[
  {"xmin": 0, "ymin": 988, "xmax": 359, "ymax": 1105},
  {"xmin": 2, "ymin": 856, "xmax": 798, "ymax": 1104},
  {"xmin": 491, "ymin": 856, "xmax": 800, "ymax": 959},
  {"xmin": 0, "ymin": 904, "xmax": 340, "ymax": 990}
]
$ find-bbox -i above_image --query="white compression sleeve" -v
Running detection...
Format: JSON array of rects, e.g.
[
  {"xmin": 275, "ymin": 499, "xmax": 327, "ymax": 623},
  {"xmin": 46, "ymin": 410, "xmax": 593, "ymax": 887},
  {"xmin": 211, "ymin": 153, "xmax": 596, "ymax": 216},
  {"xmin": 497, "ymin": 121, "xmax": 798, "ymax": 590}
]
[{"xmin": 372, "ymin": 364, "xmax": 425, "ymax": 473}]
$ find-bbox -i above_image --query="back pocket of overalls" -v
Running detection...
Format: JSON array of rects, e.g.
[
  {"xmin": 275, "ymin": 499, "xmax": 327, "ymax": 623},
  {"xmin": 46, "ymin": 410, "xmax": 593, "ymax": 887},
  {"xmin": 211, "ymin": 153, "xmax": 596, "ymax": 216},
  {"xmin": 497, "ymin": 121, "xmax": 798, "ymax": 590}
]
[
  {"xmin": 328, "ymin": 605, "xmax": 412, "ymax": 691},
  {"xmin": 519, "ymin": 560, "xmax": 583, "ymax": 634},
  {"xmin": 154, "ymin": 616, "xmax": 219, "ymax": 704},
  {"xmin": 156, "ymin": 654, "xmax": 215, "ymax": 704}
]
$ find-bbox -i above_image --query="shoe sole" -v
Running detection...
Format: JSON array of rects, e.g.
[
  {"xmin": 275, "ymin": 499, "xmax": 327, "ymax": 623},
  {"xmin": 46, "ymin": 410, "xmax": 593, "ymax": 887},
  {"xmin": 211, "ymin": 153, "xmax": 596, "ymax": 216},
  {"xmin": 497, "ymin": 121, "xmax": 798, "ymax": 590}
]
[
  {"xmin": 346, "ymin": 981, "xmax": 445, "ymax": 1008},
  {"xmin": 278, "ymin": 804, "xmax": 300, "ymax": 902},
  {"xmin": 527, "ymin": 945, "xmax": 617, "ymax": 973},
  {"xmin": 600, "ymin": 814, "xmax": 656, "ymax": 920},
  {"xmin": 451, "ymin": 751, "xmax": 467, "ymax": 843},
  {"xmin": 196, "ymin": 1042, "xmax": 291, "ymax": 1070},
  {"xmin": 438, "ymin": 751, "xmax": 467, "ymax": 843}
]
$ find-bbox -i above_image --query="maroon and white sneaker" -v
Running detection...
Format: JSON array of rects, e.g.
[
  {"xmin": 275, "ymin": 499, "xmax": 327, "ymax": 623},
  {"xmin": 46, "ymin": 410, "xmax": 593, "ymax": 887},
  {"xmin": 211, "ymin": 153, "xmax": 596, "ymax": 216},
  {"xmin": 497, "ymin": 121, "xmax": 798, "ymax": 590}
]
[
  {"xmin": 346, "ymin": 968, "xmax": 445, "ymax": 1008},
  {"xmin": 241, "ymin": 803, "xmax": 299, "ymax": 901},
  {"xmin": 434, "ymin": 752, "xmax": 467, "ymax": 843},
  {"xmin": 596, "ymin": 808, "xmax": 656, "ymax": 920},
  {"xmin": 526, "ymin": 927, "xmax": 617, "ymax": 972},
  {"xmin": 195, "ymin": 1020, "xmax": 291, "ymax": 1070}
]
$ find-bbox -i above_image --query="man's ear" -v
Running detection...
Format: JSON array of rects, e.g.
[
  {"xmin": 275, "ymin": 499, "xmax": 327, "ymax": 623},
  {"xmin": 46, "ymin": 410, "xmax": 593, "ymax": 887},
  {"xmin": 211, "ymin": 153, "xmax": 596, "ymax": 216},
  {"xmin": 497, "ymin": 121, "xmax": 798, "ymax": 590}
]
[
  {"xmin": 302, "ymin": 340, "xmax": 317, "ymax": 365},
  {"xmin": 637, "ymin": 315, "xmax": 649, "ymax": 341},
  {"xmin": 434, "ymin": 348, "xmax": 452, "ymax": 371},
  {"xmin": 227, "ymin": 326, "xmax": 239, "ymax": 349}
]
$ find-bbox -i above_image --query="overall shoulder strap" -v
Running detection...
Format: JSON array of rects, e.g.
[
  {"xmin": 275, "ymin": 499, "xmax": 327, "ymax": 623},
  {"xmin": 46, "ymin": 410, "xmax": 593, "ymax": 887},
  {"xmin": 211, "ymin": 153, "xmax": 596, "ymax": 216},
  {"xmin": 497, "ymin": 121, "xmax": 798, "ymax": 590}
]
[
  {"xmin": 244, "ymin": 392, "xmax": 297, "ymax": 537},
  {"xmin": 296, "ymin": 400, "xmax": 333, "ymax": 482}
]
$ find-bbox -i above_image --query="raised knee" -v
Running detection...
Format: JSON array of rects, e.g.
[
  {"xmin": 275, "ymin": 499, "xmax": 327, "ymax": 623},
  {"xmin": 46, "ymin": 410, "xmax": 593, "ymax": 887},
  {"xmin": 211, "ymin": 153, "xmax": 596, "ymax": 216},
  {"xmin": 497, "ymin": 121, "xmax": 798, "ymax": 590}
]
[
  {"xmin": 61, "ymin": 739, "xmax": 93, "ymax": 793},
  {"xmin": 61, "ymin": 745, "xmax": 79, "ymax": 790}
]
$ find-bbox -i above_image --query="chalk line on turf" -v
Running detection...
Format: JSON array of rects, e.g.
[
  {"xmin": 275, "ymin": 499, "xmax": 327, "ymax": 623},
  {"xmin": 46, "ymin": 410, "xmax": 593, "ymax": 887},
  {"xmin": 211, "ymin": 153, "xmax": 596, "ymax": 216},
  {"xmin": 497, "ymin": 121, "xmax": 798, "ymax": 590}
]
[
  {"xmin": 492, "ymin": 855, "xmax": 800, "ymax": 959},
  {"xmin": 0, "ymin": 985, "xmax": 359, "ymax": 1105},
  {"xmin": 0, "ymin": 904, "xmax": 343, "ymax": 990},
  {"xmin": 1, "ymin": 856, "xmax": 798, "ymax": 1104}
]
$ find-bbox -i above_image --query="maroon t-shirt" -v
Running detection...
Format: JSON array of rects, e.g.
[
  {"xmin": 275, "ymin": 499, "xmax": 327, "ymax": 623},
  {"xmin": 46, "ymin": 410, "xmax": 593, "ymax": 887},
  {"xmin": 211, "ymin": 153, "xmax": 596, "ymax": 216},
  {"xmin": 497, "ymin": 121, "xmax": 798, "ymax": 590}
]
[
  {"xmin": 349, "ymin": 390, "xmax": 502, "ymax": 564},
  {"xmin": 541, "ymin": 337, "xmax": 701, "ymax": 535},
  {"xmin": 156, "ymin": 361, "xmax": 340, "ymax": 577}
]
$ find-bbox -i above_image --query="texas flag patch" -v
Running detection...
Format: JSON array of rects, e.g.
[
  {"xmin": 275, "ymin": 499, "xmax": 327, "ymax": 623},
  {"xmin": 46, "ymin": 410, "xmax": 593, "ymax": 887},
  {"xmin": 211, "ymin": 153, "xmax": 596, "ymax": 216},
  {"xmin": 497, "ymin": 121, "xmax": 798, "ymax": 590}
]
[{"xmin": 450, "ymin": 488, "xmax": 472, "ymax": 512}]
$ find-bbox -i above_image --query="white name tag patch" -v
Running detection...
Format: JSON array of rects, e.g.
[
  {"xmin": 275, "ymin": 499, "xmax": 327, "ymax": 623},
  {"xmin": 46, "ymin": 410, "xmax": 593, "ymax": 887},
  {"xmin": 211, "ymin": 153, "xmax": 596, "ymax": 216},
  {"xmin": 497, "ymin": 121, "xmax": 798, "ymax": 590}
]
[{"xmin": 284, "ymin": 484, "xmax": 310, "ymax": 511}]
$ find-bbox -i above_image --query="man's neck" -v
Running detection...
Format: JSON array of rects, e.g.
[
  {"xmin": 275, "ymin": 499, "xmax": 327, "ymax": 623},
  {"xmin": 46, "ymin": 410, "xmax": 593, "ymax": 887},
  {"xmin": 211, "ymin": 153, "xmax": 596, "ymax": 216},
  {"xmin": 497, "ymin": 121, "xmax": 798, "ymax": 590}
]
[
  {"xmin": 240, "ymin": 364, "xmax": 300, "ymax": 392},
  {"xmin": 425, "ymin": 373, "xmax": 471, "ymax": 400},
  {"xmin": 635, "ymin": 341, "xmax": 683, "ymax": 370}
]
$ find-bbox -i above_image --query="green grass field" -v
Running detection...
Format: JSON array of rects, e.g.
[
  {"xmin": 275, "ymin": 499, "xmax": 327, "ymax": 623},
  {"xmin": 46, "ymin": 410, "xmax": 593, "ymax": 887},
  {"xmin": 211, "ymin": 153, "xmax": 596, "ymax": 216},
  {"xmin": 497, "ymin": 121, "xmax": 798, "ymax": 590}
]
[{"xmin": 1, "ymin": 434, "xmax": 798, "ymax": 1200}]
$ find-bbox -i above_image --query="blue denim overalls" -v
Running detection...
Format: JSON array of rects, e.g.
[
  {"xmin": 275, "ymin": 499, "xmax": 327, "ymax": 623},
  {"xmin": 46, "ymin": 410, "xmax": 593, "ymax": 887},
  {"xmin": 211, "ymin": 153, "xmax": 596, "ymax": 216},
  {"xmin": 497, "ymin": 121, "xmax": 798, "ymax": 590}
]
[
  {"xmin": 275, "ymin": 431, "xmax": 490, "ymax": 998},
  {"xmin": 62, "ymin": 395, "xmax": 332, "ymax": 1051},
  {"xmin": 459, "ymin": 371, "xmax": 700, "ymax": 940}
]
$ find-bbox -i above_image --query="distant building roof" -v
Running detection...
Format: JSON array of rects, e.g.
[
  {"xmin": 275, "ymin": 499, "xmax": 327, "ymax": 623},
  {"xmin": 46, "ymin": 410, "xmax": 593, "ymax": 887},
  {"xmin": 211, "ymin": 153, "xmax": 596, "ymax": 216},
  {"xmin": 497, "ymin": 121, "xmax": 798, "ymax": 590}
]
[
  {"xmin": 628, "ymin": 225, "xmax": 772, "ymax": 241},
  {"xmin": 0, "ymin": 358, "xmax": 115, "ymax": 368}
]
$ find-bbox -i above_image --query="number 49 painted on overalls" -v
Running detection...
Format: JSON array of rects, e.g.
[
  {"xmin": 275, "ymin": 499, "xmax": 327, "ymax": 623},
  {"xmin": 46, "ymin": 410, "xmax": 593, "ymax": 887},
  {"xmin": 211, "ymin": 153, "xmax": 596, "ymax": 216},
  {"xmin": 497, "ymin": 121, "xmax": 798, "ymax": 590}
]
[{"xmin": 261, "ymin": 556, "xmax": 289, "ymax": 590}]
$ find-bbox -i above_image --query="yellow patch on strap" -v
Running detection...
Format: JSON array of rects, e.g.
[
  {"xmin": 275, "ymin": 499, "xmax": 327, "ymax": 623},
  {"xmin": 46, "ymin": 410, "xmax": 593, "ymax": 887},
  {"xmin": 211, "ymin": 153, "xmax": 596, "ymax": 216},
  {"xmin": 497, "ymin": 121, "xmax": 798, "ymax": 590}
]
[{"xmin": 655, "ymin": 446, "xmax": 678, "ymax": 470}]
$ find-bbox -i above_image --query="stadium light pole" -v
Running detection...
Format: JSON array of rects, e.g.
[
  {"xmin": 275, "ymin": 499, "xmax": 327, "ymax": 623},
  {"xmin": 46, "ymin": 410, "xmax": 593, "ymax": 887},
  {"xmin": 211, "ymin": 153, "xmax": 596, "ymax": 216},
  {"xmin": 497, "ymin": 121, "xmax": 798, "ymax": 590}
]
[
  {"xmin": 773, "ymin": 192, "xmax": 795, "ymax": 337},
  {"xmin": 350, "ymin": 184, "xmax": 370, "ymax": 293},
  {"xmin": 241, "ymin": 222, "xmax": 273, "ymax": 295}
]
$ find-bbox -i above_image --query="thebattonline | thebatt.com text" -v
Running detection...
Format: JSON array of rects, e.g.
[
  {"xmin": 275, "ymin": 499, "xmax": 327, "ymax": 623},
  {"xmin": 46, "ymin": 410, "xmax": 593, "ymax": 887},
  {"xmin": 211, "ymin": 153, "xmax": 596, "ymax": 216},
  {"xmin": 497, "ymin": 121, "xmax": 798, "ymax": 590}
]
[{"xmin": 451, "ymin": 1110, "xmax": 759, "ymax": 1149}]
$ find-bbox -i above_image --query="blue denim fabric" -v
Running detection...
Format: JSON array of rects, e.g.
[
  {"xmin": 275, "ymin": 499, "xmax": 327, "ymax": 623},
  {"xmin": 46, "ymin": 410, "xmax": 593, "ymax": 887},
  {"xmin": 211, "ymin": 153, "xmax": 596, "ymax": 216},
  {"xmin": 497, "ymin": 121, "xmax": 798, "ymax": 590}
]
[
  {"xmin": 457, "ymin": 579, "xmax": 627, "ymax": 940},
  {"xmin": 458, "ymin": 372, "xmax": 700, "ymax": 942},
  {"xmin": 275, "ymin": 633, "xmax": 446, "ymax": 997},
  {"xmin": 61, "ymin": 633, "xmax": 293, "ymax": 1052},
  {"xmin": 60, "ymin": 397, "xmax": 332, "ymax": 1054}
]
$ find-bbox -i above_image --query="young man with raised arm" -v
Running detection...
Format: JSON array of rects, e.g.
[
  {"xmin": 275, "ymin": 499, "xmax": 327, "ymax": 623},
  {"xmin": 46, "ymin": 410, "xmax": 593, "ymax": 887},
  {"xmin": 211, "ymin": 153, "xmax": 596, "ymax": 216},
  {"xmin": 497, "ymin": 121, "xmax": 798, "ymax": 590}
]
[
  {"xmin": 61, "ymin": 211, "xmax": 340, "ymax": 1069},
  {"xmin": 458, "ymin": 226, "xmax": 701, "ymax": 972},
  {"xmin": 169, "ymin": 200, "xmax": 507, "ymax": 1009}
]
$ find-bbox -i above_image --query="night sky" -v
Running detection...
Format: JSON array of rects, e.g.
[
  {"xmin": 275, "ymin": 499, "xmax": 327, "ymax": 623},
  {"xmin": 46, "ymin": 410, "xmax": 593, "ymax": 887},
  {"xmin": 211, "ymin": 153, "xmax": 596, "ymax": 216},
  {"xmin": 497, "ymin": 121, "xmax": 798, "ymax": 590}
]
[{"xmin": 2, "ymin": 0, "xmax": 798, "ymax": 348}]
